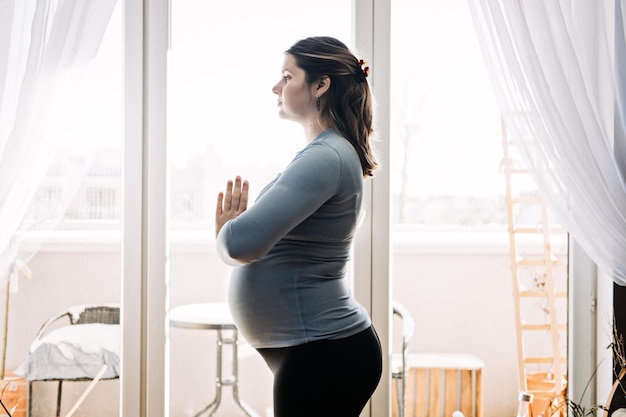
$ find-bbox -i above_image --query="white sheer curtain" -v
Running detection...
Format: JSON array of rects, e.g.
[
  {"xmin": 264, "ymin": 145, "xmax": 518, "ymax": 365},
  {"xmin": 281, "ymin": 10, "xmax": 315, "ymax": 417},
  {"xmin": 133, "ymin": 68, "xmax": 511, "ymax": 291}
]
[
  {"xmin": 0, "ymin": 0, "xmax": 117, "ymax": 284},
  {"xmin": 467, "ymin": 0, "xmax": 626, "ymax": 285}
]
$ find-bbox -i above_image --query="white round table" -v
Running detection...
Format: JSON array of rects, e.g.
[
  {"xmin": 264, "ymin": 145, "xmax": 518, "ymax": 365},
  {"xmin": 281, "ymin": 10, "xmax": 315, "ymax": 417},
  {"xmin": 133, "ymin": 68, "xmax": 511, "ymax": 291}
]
[{"xmin": 170, "ymin": 303, "xmax": 259, "ymax": 417}]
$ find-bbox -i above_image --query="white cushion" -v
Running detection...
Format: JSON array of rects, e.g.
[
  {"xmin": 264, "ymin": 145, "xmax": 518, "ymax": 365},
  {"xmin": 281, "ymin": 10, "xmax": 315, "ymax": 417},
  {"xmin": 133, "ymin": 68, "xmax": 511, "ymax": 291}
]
[{"xmin": 16, "ymin": 323, "xmax": 119, "ymax": 381}]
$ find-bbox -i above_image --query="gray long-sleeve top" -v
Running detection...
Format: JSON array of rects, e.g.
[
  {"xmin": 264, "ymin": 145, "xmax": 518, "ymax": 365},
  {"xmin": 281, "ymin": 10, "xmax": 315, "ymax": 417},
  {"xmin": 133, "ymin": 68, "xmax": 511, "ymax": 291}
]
[{"xmin": 216, "ymin": 129, "xmax": 372, "ymax": 348}]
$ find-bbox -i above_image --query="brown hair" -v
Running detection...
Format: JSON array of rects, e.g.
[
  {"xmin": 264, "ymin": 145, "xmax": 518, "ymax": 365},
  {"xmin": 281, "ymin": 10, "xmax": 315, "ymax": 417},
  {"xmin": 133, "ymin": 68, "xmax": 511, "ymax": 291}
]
[{"xmin": 286, "ymin": 36, "xmax": 378, "ymax": 177}]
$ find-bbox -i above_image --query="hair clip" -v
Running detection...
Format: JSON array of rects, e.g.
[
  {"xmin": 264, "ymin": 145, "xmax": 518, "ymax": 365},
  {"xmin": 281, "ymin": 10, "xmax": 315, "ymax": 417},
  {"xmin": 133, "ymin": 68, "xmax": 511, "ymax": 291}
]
[{"xmin": 357, "ymin": 59, "xmax": 369, "ymax": 82}]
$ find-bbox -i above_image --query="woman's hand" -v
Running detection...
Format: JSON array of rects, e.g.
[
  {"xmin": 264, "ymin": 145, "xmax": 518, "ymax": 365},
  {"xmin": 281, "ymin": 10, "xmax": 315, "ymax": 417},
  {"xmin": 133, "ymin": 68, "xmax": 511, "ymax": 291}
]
[{"xmin": 216, "ymin": 176, "xmax": 249, "ymax": 237}]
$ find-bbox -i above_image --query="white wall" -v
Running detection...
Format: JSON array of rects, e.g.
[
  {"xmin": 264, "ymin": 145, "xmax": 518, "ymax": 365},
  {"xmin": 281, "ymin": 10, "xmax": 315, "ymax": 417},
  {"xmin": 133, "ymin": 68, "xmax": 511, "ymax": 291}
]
[
  {"xmin": 7, "ymin": 232, "xmax": 521, "ymax": 416},
  {"xmin": 393, "ymin": 235, "xmax": 519, "ymax": 415}
]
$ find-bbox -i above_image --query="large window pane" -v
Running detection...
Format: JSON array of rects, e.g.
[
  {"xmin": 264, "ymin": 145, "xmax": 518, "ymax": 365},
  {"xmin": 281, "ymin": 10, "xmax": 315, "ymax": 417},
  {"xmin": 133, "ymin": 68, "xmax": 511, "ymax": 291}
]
[
  {"xmin": 13, "ymin": 3, "xmax": 123, "ymax": 416},
  {"xmin": 390, "ymin": 1, "xmax": 502, "ymax": 227},
  {"xmin": 389, "ymin": 2, "xmax": 568, "ymax": 415},
  {"xmin": 167, "ymin": 2, "xmax": 352, "ymax": 415}
]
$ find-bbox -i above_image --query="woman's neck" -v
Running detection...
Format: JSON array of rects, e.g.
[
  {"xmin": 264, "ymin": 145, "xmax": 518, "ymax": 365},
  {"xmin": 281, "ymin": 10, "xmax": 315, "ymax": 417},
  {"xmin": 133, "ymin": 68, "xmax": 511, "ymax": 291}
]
[{"xmin": 302, "ymin": 118, "xmax": 329, "ymax": 143}]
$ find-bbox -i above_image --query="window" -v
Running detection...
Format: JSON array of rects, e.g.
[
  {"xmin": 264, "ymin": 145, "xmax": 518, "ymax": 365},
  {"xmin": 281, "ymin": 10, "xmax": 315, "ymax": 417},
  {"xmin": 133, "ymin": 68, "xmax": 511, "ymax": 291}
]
[
  {"xmin": 390, "ymin": 0, "xmax": 505, "ymax": 227},
  {"xmin": 23, "ymin": 4, "xmax": 123, "ymax": 231},
  {"xmin": 26, "ymin": 0, "xmax": 355, "ymax": 237},
  {"xmin": 165, "ymin": 2, "xmax": 354, "ymax": 414}
]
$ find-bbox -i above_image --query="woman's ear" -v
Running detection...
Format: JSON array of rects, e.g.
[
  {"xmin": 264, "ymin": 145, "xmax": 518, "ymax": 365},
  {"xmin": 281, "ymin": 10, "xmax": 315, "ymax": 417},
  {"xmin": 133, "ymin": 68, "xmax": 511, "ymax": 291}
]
[{"xmin": 316, "ymin": 76, "xmax": 331, "ymax": 97}]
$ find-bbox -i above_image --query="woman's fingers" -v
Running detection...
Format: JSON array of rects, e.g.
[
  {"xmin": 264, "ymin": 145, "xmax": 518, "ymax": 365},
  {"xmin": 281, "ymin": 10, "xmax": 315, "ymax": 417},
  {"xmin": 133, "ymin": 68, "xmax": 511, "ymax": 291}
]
[
  {"xmin": 224, "ymin": 179, "xmax": 233, "ymax": 210},
  {"xmin": 216, "ymin": 191, "xmax": 224, "ymax": 215},
  {"xmin": 216, "ymin": 177, "xmax": 249, "ymax": 237},
  {"xmin": 231, "ymin": 177, "xmax": 242, "ymax": 210},
  {"xmin": 239, "ymin": 179, "xmax": 249, "ymax": 212},
  {"xmin": 227, "ymin": 176, "xmax": 249, "ymax": 213}
]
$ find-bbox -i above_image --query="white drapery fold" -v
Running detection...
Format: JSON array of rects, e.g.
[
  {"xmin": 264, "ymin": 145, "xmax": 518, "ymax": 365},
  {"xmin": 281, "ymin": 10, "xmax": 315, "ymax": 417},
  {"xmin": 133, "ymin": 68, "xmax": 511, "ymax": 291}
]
[
  {"xmin": 467, "ymin": 0, "xmax": 626, "ymax": 284},
  {"xmin": 0, "ymin": 0, "xmax": 117, "ymax": 282},
  {"xmin": 615, "ymin": 1, "xmax": 626, "ymax": 180}
]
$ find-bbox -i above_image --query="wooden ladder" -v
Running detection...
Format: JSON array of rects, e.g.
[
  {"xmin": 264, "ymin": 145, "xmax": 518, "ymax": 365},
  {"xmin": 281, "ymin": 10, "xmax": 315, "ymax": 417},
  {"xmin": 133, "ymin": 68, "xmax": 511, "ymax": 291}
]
[{"xmin": 501, "ymin": 120, "xmax": 568, "ymax": 416}]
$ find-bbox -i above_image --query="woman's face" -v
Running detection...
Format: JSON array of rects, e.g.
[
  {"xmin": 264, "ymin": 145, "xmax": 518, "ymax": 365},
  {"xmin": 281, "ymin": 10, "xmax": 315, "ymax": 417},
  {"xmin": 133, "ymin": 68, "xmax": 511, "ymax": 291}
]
[{"xmin": 272, "ymin": 54, "xmax": 316, "ymax": 123}]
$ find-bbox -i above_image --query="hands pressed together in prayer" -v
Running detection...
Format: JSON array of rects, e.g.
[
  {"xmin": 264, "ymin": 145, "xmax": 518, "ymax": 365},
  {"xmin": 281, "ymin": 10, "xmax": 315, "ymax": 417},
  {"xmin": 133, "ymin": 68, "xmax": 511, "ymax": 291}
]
[{"xmin": 215, "ymin": 176, "xmax": 249, "ymax": 237}]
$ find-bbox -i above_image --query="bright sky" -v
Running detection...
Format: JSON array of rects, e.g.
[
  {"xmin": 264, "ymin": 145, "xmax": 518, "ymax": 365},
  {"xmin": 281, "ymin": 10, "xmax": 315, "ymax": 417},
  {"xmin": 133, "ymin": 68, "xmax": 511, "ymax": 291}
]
[
  {"xmin": 388, "ymin": 0, "xmax": 503, "ymax": 196},
  {"xmin": 167, "ymin": 0, "xmax": 351, "ymax": 167},
  {"xmin": 77, "ymin": 0, "xmax": 505, "ymax": 200}
]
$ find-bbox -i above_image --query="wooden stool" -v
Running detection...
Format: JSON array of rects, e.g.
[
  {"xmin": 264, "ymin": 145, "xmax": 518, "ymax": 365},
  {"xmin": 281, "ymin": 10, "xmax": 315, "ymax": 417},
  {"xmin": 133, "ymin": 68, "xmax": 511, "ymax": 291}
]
[{"xmin": 394, "ymin": 352, "xmax": 484, "ymax": 417}]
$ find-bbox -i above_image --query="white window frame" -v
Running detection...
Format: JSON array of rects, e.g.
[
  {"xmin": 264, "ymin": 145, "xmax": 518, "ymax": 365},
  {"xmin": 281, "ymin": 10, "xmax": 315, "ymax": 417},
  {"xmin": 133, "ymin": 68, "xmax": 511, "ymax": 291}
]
[
  {"xmin": 353, "ymin": 1, "xmax": 392, "ymax": 416},
  {"xmin": 122, "ymin": 0, "xmax": 169, "ymax": 415}
]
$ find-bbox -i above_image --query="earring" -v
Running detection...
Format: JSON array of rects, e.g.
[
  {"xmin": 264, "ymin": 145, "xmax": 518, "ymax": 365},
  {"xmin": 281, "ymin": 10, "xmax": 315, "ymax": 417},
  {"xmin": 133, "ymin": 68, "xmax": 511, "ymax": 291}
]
[{"xmin": 316, "ymin": 97, "xmax": 320, "ymax": 112}]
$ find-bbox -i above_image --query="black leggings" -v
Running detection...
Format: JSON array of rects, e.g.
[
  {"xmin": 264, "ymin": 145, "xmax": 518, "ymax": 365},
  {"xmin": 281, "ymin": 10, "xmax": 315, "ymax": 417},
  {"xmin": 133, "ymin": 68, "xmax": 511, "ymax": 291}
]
[{"xmin": 257, "ymin": 326, "xmax": 382, "ymax": 417}]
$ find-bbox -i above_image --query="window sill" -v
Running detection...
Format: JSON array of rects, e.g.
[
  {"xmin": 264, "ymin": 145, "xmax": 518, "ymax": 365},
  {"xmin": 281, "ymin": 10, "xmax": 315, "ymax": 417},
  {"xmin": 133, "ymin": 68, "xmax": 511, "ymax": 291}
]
[
  {"xmin": 392, "ymin": 225, "xmax": 566, "ymax": 255},
  {"xmin": 16, "ymin": 225, "xmax": 565, "ymax": 255}
]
